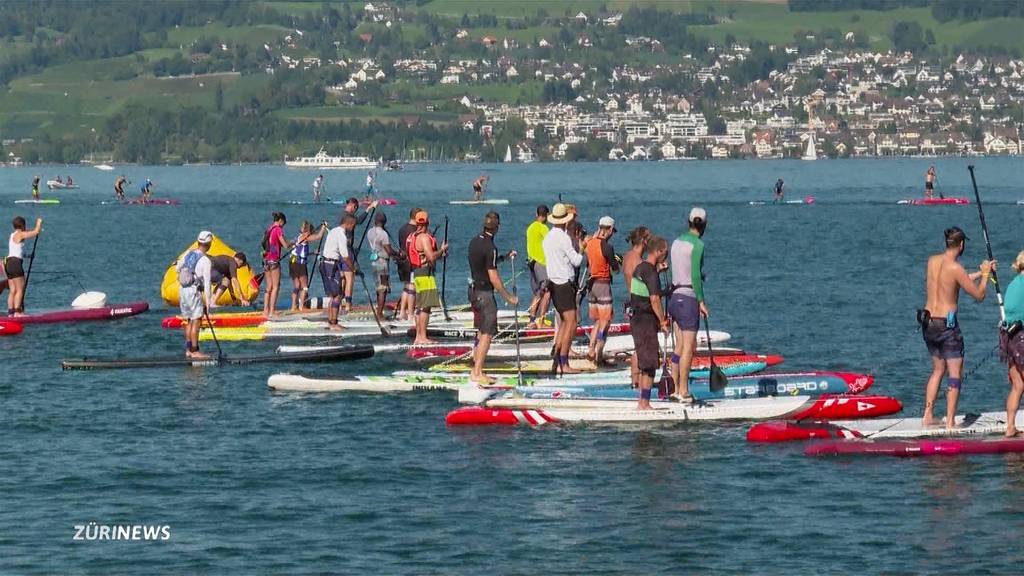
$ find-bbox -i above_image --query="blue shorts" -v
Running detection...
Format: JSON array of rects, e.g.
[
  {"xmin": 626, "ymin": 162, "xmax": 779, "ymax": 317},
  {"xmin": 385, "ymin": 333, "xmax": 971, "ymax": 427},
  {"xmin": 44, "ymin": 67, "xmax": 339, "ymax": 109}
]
[
  {"xmin": 923, "ymin": 318, "xmax": 964, "ymax": 360},
  {"xmin": 340, "ymin": 259, "xmax": 352, "ymax": 272},
  {"xmin": 668, "ymin": 293, "xmax": 700, "ymax": 332},
  {"xmin": 320, "ymin": 261, "xmax": 341, "ymax": 297}
]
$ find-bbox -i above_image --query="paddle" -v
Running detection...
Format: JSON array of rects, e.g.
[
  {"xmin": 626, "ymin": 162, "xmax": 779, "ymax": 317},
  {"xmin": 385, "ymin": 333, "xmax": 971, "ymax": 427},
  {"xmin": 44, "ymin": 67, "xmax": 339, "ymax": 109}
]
[
  {"xmin": 703, "ymin": 315, "xmax": 727, "ymax": 393},
  {"xmin": 202, "ymin": 305, "xmax": 225, "ymax": 361},
  {"xmin": 441, "ymin": 215, "xmax": 451, "ymax": 321},
  {"xmin": 657, "ymin": 270, "xmax": 675, "ymax": 397},
  {"xmin": 510, "ymin": 253, "xmax": 523, "ymax": 387},
  {"xmin": 968, "ymin": 164, "xmax": 1004, "ymax": 320},
  {"xmin": 358, "ymin": 272, "xmax": 391, "ymax": 337},
  {"xmin": 23, "ymin": 230, "xmax": 40, "ymax": 300}
]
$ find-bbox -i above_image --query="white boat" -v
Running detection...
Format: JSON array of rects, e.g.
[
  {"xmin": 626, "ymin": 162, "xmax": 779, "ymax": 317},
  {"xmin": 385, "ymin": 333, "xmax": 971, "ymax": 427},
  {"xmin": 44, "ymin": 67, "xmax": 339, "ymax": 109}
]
[
  {"xmin": 46, "ymin": 180, "xmax": 79, "ymax": 190},
  {"xmin": 503, "ymin": 145, "xmax": 512, "ymax": 163},
  {"xmin": 285, "ymin": 146, "xmax": 377, "ymax": 170},
  {"xmin": 95, "ymin": 164, "xmax": 114, "ymax": 171},
  {"xmin": 801, "ymin": 133, "xmax": 817, "ymax": 161}
]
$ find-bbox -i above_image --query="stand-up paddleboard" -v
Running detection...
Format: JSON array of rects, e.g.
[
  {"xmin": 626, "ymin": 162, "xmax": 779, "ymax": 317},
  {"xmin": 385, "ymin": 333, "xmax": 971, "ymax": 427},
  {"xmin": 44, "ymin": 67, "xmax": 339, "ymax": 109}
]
[
  {"xmin": 747, "ymin": 410, "xmax": 1024, "ymax": 443},
  {"xmin": 449, "ymin": 199, "xmax": 510, "ymax": 205},
  {"xmin": 445, "ymin": 394, "xmax": 902, "ymax": 426},
  {"xmin": 408, "ymin": 323, "xmax": 730, "ymax": 343},
  {"xmin": 61, "ymin": 344, "xmax": 374, "ymax": 370},
  {"xmin": 15, "ymin": 199, "xmax": 60, "ymax": 205},
  {"xmin": 805, "ymin": 437, "xmax": 1024, "ymax": 457},
  {"xmin": 9, "ymin": 301, "xmax": 148, "ymax": 324},
  {"xmin": 0, "ymin": 320, "xmax": 23, "ymax": 335},
  {"xmin": 123, "ymin": 198, "xmax": 178, "ymax": 205},
  {"xmin": 198, "ymin": 325, "xmax": 383, "ymax": 341},
  {"xmin": 897, "ymin": 197, "xmax": 968, "ymax": 205},
  {"xmin": 410, "ymin": 333, "xmax": 746, "ymax": 361},
  {"xmin": 749, "ymin": 196, "xmax": 814, "ymax": 206},
  {"xmin": 362, "ymin": 198, "xmax": 397, "ymax": 206}
]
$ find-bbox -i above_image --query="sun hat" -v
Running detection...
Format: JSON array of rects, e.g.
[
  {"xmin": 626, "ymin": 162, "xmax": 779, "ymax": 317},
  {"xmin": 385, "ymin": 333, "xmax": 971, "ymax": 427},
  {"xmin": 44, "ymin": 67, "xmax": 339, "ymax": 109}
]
[{"xmin": 547, "ymin": 203, "xmax": 575, "ymax": 225}]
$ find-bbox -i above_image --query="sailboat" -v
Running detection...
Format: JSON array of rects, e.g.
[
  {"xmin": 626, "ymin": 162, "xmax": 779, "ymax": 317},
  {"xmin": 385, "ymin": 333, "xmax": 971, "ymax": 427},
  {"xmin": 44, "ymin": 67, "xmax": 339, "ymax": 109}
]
[
  {"xmin": 802, "ymin": 133, "xmax": 817, "ymax": 161},
  {"xmin": 504, "ymin": 145, "xmax": 513, "ymax": 163}
]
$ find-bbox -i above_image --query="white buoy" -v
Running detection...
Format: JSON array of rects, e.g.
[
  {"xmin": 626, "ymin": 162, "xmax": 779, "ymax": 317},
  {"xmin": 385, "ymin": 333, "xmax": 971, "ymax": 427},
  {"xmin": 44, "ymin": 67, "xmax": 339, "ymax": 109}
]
[{"xmin": 71, "ymin": 291, "xmax": 107, "ymax": 309}]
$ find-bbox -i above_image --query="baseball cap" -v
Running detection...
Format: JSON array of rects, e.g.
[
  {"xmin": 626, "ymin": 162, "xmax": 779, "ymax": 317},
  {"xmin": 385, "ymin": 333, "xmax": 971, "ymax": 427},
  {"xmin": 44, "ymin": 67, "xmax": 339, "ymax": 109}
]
[
  {"xmin": 197, "ymin": 230, "xmax": 213, "ymax": 244},
  {"xmin": 415, "ymin": 210, "xmax": 429, "ymax": 224},
  {"xmin": 598, "ymin": 216, "xmax": 616, "ymax": 232},
  {"xmin": 688, "ymin": 207, "xmax": 707, "ymax": 223}
]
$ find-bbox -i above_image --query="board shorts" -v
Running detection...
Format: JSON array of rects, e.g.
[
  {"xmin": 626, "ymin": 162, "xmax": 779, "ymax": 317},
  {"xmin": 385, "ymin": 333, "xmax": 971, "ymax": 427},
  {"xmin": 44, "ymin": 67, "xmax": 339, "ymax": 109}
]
[
  {"xmin": 668, "ymin": 293, "xmax": 700, "ymax": 332},
  {"xmin": 263, "ymin": 259, "xmax": 280, "ymax": 272},
  {"xmin": 999, "ymin": 324, "xmax": 1024, "ymax": 370},
  {"xmin": 528, "ymin": 261, "xmax": 549, "ymax": 296},
  {"xmin": 289, "ymin": 260, "xmax": 307, "ymax": 279},
  {"xmin": 473, "ymin": 183, "xmax": 482, "ymax": 193},
  {"xmin": 550, "ymin": 280, "xmax": 577, "ymax": 314},
  {"xmin": 3, "ymin": 256, "xmax": 24, "ymax": 280},
  {"xmin": 320, "ymin": 260, "xmax": 342, "ymax": 298},
  {"xmin": 413, "ymin": 268, "xmax": 440, "ymax": 310},
  {"xmin": 179, "ymin": 284, "xmax": 204, "ymax": 321},
  {"xmin": 471, "ymin": 288, "xmax": 498, "ymax": 336},
  {"xmin": 630, "ymin": 311, "xmax": 660, "ymax": 375},
  {"xmin": 926, "ymin": 181, "xmax": 934, "ymax": 190},
  {"xmin": 397, "ymin": 260, "xmax": 412, "ymax": 284},
  {"xmin": 372, "ymin": 259, "xmax": 390, "ymax": 294},
  {"xmin": 588, "ymin": 279, "xmax": 613, "ymax": 308},
  {"xmin": 340, "ymin": 259, "xmax": 353, "ymax": 273},
  {"xmin": 922, "ymin": 317, "xmax": 964, "ymax": 360}
]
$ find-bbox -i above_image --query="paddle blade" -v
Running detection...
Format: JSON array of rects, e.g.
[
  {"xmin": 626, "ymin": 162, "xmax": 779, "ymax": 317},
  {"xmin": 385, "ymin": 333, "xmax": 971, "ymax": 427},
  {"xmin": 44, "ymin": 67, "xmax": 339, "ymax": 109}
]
[
  {"xmin": 657, "ymin": 369, "xmax": 675, "ymax": 399},
  {"xmin": 709, "ymin": 364, "xmax": 728, "ymax": 392}
]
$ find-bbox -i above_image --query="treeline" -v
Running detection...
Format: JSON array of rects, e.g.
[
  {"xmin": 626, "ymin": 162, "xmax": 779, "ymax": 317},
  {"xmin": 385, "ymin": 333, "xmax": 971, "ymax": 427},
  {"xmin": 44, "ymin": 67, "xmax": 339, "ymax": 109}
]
[{"xmin": 788, "ymin": 0, "xmax": 1024, "ymax": 22}]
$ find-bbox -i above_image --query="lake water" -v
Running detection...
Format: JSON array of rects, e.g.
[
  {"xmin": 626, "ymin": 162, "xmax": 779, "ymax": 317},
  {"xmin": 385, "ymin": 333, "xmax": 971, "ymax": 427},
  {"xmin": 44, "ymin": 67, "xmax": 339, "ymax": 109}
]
[{"xmin": 2, "ymin": 157, "xmax": 1023, "ymax": 573}]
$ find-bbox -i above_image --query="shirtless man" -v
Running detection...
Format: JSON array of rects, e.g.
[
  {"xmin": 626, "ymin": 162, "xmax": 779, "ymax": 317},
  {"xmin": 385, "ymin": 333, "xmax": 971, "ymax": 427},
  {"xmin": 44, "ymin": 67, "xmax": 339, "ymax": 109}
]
[
  {"xmin": 920, "ymin": 226, "xmax": 994, "ymax": 429},
  {"xmin": 472, "ymin": 174, "xmax": 488, "ymax": 201},
  {"xmin": 925, "ymin": 166, "xmax": 936, "ymax": 199},
  {"xmin": 114, "ymin": 175, "xmax": 126, "ymax": 201}
]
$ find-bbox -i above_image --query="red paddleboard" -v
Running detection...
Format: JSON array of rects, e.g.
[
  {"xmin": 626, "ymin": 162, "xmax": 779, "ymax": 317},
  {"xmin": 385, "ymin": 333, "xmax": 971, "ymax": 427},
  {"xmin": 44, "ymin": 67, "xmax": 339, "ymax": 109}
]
[
  {"xmin": 900, "ymin": 197, "xmax": 968, "ymax": 206},
  {"xmin": 0, "ymin": 319, "xmax": 23, "ymax": 335},
  {"xmin": 162, "ymin": 313, "xmax": 266, "ymax": 329},
  {"xmin": 747, "ymin": 420, "xmax": 860, "ymax": 443},
  {"xmin": 362, "ymin": 198, "xmax": 397, "ymax": 206},
  {"xmin": 10, "ymin": 301, "xmax": 149, "ymax": 324},
  {"xmin": 806, "ymin": 437, "xmax": 1024, "ymax": 457}
]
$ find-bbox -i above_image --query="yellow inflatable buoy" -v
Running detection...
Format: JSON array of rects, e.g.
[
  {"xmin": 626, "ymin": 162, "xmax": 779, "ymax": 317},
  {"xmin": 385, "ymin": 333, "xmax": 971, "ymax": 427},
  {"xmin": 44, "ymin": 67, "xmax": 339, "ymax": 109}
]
[{"xmin": 160, "ymin": 234, "xmax": 259, "ymax": 306}]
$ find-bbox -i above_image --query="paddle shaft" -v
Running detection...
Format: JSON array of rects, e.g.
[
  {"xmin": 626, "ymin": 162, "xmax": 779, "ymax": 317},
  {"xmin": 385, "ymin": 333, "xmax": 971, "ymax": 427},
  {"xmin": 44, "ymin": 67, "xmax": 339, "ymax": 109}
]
[
  {"xmin": 202, "ymin": 304, "xmax": 224, "ymax": 360},
  {"xmin": 441, "ymin": 216, "xmax": 450, "ymax": 321},
  {"xmin": 358, "ymin": 272, "xmax": 390, "ymax": 337},
  {"xmin": 353, "ymin": 205, "xmax": 376, "ymax": 259},
  {"xmin": 510, "ymin": 254, "xmax": 523, "ymax": 387},
  {"xmin": 967, "ymin": 165, "xmax": 1004, "ymax": 320},
  {"xmin": 23, "ymin": 231, "xmax": 40, "ymax": 297}
]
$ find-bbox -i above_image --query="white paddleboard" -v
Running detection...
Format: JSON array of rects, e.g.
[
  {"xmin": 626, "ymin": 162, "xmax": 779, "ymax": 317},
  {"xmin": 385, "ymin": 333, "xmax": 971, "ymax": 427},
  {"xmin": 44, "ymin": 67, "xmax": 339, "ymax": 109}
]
[{"xmin": 449, "ymin": 199, "xmax": 510, "ymax": 205}]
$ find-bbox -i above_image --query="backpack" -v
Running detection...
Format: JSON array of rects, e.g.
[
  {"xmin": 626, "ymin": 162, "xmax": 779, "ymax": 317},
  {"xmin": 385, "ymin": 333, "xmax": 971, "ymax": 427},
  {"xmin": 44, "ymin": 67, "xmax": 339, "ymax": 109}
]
[{"xmin": 177, "ymin": 249, "xmax": 203, "ymax": 287}]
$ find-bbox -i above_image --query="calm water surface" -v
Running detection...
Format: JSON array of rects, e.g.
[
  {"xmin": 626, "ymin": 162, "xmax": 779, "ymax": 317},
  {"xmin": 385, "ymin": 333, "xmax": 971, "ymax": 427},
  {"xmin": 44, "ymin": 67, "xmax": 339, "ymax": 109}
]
[{"xmin": 2, "ymin": 158, "xmax": 1023, "ymax": 573}]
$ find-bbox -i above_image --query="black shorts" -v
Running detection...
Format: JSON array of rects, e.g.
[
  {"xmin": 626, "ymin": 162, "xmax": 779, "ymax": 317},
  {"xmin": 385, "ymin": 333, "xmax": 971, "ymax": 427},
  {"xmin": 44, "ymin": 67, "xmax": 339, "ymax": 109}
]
[
  {"xmin": 473, "ymin": 184, "xmax": 482, "ymax": 193},
  {"xmin": 471, "ymin": 288, "xmax": 498, "ymax": 336},
  {"xmin": 923, "ymin": 318, "xmax": 964, "ymax": 360},
  {"xmin": 926, "ymin": 181, "xmax": 934, "ymax": 190},
  {"xmin": 289, "ymin": 260, "xmax": 307, "ymax": 279},
  {"xmin": 397, "ymin": 261, "xmax": 411, "ymax": 283},
  {"xmin": 550, "ymin": 281, "xmax": 577, "ymax": 314},
  {"xmin": 4, "ymin": 257, "xmax": 24, "ymax": 279},
  {"xmin": 630, "ymin": 312, "xmax": 660, "ymax": 375}
]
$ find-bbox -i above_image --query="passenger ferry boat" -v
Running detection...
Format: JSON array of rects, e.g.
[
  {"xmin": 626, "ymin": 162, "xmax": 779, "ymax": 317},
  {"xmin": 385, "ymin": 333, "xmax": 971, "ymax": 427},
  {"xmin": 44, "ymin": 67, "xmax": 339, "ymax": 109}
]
[{"xmin": 285, "ymin": 147, "xmax": 377, "ymax": 170}]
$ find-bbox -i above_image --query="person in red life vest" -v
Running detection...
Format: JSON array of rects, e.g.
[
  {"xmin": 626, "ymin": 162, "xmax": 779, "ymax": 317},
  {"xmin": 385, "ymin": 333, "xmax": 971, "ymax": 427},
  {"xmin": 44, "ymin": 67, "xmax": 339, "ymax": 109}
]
[
  {"xmin": 584, "ymin": 216, "xmax": 620, "ymax": 365},
  {"xmin": 406, "ymin": 210, "xmax": 448, "ymax": 344}
]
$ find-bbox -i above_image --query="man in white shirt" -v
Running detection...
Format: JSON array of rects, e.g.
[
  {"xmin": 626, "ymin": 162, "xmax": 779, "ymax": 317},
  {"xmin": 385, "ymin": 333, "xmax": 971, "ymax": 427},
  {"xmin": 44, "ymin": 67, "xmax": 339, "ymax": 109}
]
[
  {"xmin": 313, "ymin": 174, "xmax": 324, "ymax": 202},
  {"xmin": 542, "ymin": 203, "xmax": 590, "ymax": 373},
  {"xmin": 178, "ymin": 230, "xmax": 214, "ymax": 359},
  {"xmin": 320, "ymin": 215, "xmax": 355, "ymax": 330}
]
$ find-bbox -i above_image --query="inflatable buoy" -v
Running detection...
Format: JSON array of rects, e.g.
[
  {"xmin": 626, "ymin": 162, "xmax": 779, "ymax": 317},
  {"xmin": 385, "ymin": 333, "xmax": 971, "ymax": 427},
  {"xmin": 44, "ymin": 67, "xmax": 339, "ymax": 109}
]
[{"xmin": 161, "ymin": 234, "xmax": 258, "ymax": 306}]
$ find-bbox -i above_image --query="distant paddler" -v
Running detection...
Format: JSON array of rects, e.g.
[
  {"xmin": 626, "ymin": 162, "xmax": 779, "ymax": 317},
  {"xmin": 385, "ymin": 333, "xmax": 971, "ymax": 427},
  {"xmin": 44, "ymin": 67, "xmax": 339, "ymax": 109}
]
[
  {"xmin": 920, "ymin": 226, "xmax": 993, "ymax": 429},
  {"xmin": 176, "ymin": 230, "xmax": 214, "ymax": 359},
  {"xmin": 925, "ymin": 165, "xmax": 936, "ymax": 199},
  {"xmin": 6, "ymin": 216, "xmax": 42, "ymax": 316},
  {"xmin": 209, "ymin": 251, "xmax": 251, "ymax": 307},
  {"xmin": 773, "ymin": 178, "xmax": 785, "ymax": 203},
  {"xmin": 140, "ymin": 178, "xmax": 154, "ymax": 202},
  {"xmin": 312, "ymin": 174, "xmax": 325, "ymax": 203},
  {"xmin": 366, "ymin": 170, "xmax": 376, "ymax": 196},
  {"xmin": 31, "ymin": 176, "xmax": 40, "ymax": 200},
  {"xmin": 114, "ymin": 175, "xmax": 127, "ymax": 201},
  {"xmin": 472, "ymin": 173, "xmax": 489, "ymax": 201}
]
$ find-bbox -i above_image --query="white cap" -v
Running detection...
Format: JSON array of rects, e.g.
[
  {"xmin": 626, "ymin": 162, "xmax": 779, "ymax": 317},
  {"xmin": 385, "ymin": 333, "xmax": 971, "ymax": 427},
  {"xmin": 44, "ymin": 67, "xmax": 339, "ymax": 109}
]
[
  {"xmin": 688, "ymin": 207, "xmax": 706, "ymax": 223},
  {"xmin": 598, "ymin": 216, "xmax": 615, "ymax": 229},
  {"xmin": 197, "ymin": 230, "xmax": 213, "ymax": 244}
]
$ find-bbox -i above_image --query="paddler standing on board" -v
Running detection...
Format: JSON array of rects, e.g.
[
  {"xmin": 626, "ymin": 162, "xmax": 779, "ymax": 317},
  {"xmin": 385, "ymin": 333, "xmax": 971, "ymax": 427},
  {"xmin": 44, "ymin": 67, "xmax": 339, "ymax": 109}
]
[
  {"xmin": 6, "ymin": 216, "xmax": 42, "ymax": 316},
  {"xmin": 407, "ymin": 210, "xmax": 447, "ymax": 345},
  {"xmin": 622, "ymin": 226, "xmax": 651, "ymax": 387},
  {"xmin": 667, "ymin": 207, "xmax": 710, "ymax": 403},
  {"xmin": 472, "ymin": 173, "xmax": 488, "ymax": 201},
  {"xmin": 630, "ymin": 235, "xmax": 670, "ymax": 410},
  {"xmin": 312, "ymin": 174, "xmax": 324, "ymax": 203},
  {"xmin": 467, "ymin": 211, "xmax": 518, "ymax": 384},
  {"xmin": 341, "ymin": 197, "xmax": 378, "ymax": 312},
  {"xmin": 140, "ymin": 178, "xmax": 154, "ymax": 203},
  {"xmin": 31, "ymin": 176, "xmax": 40, "ymax": 200},
  {"xmin": 925, "ymin": 165, "xmax": 936, "ymax": 199},
  {"xmin": 177, "ymin": 231, "xmax": 214, "ymax": 359},
  {"xmin": 321, "ymin": 214, "xmax": 355, "ymax": 331},
  {"xmin": 773, "ymin": 178, "xmax": 785, "ymax": 203},
  {"xmin": 114, "ymin": 175, "xmax": 126, "ymax": 201},
  {"xmin": 396, "ymin": 207, "xmax": 420, "ymax": 321},
  {"xmin": 585, "ymin": 216, "xmax": 620, "ymax": 365},
  {"xmin": 999, "ymin": 251, "xmax": 1024, "ymax": 437},
  {"xmin": 525, "ymin": 204, "xmax": 551, "ymax": 329},
  {"xmin": 542, "ymin": 202, "xmax": 590, "ymax": 374},
  {"xmin": 366, "ymin": 170, "xmax": 376, "ymax": 196},
  {"xmin": 919, "ymin": 226, "xmax": 994, "ymax": 429}
]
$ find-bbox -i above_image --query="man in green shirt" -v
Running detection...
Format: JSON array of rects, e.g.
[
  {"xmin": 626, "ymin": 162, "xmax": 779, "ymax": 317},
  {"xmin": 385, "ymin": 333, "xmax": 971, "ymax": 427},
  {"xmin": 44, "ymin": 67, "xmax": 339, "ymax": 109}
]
[{"xmin": 525, "ymin": 204, "xmax": 550, "ymax": 328}]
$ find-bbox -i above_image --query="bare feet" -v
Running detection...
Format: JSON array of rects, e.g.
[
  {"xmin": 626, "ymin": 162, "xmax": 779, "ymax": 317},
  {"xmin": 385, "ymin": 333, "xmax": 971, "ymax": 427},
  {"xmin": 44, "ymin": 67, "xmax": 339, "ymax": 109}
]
[
  {"xmin": 412, "ymin": 338, "xmax": 436, "ymax": 345},
  {"xmin": 1006, "ymin": 428, "xmax": 1021, "ymax": 438},
  {"xmin": 922, "ymin": 416, "xmax": 935, "ymax": 428},
  {"xmin": 189, "ymin": 351, "xmax": 211, "ymax": 360},
  {"xmin": 470, "ymin": 374, "xmax": 496, "ymax": 385},
  {"xmin": 559, "ymin": 365, "xmax": 581, "ymax": 374},
  {"xmin": 327, "ymin": 324, "xmax": 344, "ymax": 332}
]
